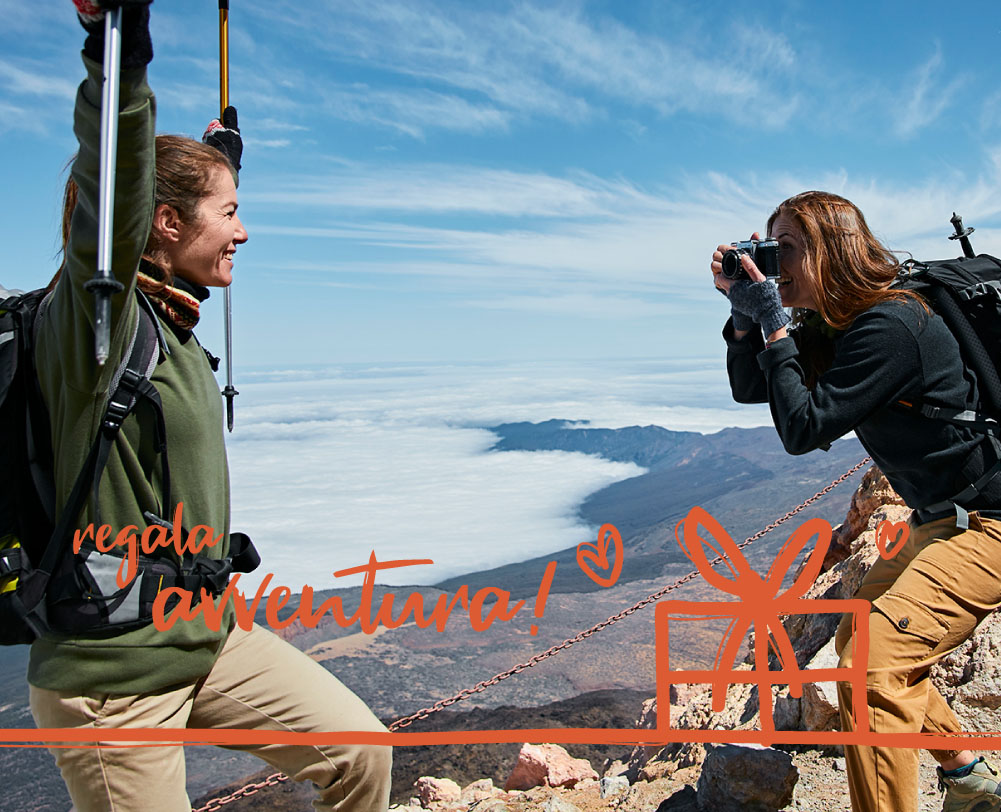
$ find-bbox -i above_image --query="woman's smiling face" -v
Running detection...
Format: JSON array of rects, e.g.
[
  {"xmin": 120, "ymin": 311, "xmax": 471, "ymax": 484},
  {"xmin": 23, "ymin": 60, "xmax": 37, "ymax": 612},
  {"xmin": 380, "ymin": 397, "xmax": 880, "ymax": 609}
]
[
  {"xmin": 770, "ymin": 211, "xmax": 818, "ymax": 311},
  {"xmin": 167, "ymin": 166, "xmax": 248, "ymax": 288}
]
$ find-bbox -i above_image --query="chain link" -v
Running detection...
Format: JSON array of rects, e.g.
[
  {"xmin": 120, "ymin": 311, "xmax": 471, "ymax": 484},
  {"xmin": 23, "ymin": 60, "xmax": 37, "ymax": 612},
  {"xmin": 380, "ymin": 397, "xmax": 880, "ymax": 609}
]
[
  {"xmin": 191, "ymin": 772, "xmax": 287, "ymax": 811},
  {"xmin": 190, "ymin": 456, "xmax": 871, "ymax": 809}
]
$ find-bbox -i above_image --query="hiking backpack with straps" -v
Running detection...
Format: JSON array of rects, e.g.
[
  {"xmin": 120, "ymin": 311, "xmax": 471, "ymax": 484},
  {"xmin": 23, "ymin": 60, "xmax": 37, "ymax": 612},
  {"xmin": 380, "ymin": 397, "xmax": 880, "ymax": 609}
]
[
  {"xmin": 892, "ymin": 215, "xmax": 1001, "ymax": 527},
  {"xmin": 0, "ymin": 285, "xmax": 258, "ymax": 645}
]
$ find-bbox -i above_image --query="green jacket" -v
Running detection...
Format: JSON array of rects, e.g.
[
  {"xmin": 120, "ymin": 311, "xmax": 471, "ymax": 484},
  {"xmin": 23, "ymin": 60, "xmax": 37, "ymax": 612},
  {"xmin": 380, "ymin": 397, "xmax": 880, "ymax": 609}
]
[{"xmin": 28, "ymin": 56, "xmax": 235, "ymax": 695}]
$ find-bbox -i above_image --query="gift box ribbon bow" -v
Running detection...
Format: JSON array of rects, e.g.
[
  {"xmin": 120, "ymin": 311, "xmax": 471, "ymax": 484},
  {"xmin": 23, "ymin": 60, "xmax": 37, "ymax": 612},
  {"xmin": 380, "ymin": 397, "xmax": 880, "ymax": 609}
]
[{"xmin": 674, "ymin": 506, "xmax": 833, "ymax": 709}]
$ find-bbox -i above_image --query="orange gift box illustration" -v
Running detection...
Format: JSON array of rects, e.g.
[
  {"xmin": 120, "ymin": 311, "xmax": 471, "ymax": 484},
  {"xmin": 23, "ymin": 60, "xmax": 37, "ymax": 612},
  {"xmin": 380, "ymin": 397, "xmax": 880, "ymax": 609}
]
[{"xmin": 656, "ymin": 506, "xmax": 870, "ymax": 737}]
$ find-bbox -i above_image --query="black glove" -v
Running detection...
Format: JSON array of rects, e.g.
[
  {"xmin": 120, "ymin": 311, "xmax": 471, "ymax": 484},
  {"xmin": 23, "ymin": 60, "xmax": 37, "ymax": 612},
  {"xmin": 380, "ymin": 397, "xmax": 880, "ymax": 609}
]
[
  {"xmin": 203, "ymin": 106, "xmax": 243, "ymax": 174},
  {"xmin": 727, "ymin": 279, "xmax": 791, "ymax": 338},
  {"xmin": 74, "ymin": 0, "xmax": 153, "ymax": 70}
]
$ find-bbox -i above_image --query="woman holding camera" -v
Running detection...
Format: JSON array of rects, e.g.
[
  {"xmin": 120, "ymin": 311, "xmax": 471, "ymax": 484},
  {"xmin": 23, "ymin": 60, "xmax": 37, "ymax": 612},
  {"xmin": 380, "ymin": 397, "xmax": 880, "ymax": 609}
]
[
  {"xmin": 27, "ymin": 3, "xmax": 391, "ymax": 810},
  {"xmin": 711, "ymin": 190, "xmax": 1001, "ymax": 812}
]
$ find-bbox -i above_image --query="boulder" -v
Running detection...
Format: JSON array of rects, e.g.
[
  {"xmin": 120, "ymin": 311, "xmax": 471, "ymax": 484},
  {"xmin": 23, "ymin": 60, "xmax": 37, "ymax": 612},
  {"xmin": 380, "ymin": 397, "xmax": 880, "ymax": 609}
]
[
  {"xmin": 696, "ymin": 743, "xmax": 797, "ymax": 811},
  {"xmin": 656, "ymin": 786, "xmax": 699, "ymax": 812},
  {"xmin": 414, "ymin": 776, "xmax": 461, "ymax": 806},
  {"xmin": 460, "ymin": 778, "xmax": 499, "ymax": 803},
  {"xmin": 504, "ymin": 743, "xmax": 598, "ymax": 791},
  {"xmin": 600, "ymin": 775, "xmax": 630, "ymax": 798},
  {"xmin": 819, "ymin": 466, "xmax": 907, "ymax": 571},
  {"xmin": 800, "ymin": 638, "xmax": 842, "ymax": 731},
  {"xmin": 933, "ymin": 610, "xmax": 1001, "ymax": 731},
  {"xmin": 541, "ymin": 796, "xmax": 582, "ymax": 812}
]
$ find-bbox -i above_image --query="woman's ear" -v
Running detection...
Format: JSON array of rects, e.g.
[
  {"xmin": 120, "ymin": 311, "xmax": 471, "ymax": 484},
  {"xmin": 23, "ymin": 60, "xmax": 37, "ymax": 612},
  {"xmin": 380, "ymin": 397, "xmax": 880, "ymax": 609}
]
[{"xmin": 152, "ymin": 203, "xmax": 183, "ymax": 244}]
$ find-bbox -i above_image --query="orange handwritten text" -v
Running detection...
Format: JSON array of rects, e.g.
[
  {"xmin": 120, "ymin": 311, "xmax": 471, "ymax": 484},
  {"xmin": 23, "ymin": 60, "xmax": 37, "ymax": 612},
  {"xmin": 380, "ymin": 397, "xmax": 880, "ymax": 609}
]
[
  {"xmin": 71, "ymin": 503, "xmax": 223, "ymax": 589},
  {"xmin": 152, "ymin": 550, "xmax": 560, "ymax": 636}
]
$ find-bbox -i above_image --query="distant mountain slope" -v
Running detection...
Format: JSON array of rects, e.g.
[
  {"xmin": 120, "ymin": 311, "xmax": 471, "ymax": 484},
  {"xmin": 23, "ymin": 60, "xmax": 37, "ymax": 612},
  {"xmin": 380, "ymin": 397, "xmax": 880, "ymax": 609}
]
[{"xmin": 439, "ymin": 421, "xmax": 865, "ymax": 596}]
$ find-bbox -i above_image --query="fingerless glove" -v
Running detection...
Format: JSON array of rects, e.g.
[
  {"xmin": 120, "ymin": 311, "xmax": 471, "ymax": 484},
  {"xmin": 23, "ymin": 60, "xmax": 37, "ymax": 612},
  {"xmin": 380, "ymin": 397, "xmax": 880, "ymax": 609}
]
[{"xmin": 727, "ymin": 279, "xmax": 790, "ymax": 337}]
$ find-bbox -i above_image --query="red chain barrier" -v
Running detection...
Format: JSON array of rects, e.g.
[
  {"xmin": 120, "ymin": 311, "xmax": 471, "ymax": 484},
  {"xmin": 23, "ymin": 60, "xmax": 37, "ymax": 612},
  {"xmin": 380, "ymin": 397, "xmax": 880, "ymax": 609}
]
[
  {"xmin": 191, "ymin": 456, "xmax": 872, "ymax": 809},
  {"xmin": 192, "ymin": 772, "xmax": 287, "ymax": 812}
]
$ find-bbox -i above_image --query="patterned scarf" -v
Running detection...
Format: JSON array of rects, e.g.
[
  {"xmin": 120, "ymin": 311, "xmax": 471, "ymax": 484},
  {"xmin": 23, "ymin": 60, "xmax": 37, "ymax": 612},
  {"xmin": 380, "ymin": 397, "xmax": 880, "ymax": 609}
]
[{"xmin": 136, "ymin": 260, "xmax": 209, "ymax": 332}]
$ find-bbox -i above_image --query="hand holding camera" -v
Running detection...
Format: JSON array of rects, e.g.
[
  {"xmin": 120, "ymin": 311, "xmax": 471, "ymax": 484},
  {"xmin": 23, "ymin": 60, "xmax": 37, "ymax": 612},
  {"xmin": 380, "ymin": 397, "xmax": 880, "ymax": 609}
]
[{"xmin": 712, "ymin": 232, "xmax": 789, "ymax": 339}]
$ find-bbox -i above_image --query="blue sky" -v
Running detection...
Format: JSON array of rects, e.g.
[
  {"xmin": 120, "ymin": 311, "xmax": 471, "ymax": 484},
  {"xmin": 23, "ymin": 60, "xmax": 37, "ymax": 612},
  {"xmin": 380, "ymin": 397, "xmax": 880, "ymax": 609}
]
[{"xmin": 2, "ymin": 1, "xmax": 1000, "ymax": 367}]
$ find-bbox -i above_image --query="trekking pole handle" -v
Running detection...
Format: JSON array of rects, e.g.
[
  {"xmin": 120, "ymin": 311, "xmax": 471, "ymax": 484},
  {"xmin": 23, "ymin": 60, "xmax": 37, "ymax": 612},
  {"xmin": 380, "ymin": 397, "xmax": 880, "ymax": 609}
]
[
  {"xmin": 949, "ymin": 212, "xmax": 976, "ymax": 259},
  {"xmin": 84, "ymin": 6, "xmax": 126, "ymax": 366}
]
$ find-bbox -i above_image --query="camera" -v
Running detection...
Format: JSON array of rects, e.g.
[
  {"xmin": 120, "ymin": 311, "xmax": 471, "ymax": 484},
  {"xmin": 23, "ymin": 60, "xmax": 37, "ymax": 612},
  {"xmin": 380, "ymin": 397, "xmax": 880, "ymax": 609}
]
[{"xmin": 720, "ymin": 238, "xmax": 780, "ymax": 280}]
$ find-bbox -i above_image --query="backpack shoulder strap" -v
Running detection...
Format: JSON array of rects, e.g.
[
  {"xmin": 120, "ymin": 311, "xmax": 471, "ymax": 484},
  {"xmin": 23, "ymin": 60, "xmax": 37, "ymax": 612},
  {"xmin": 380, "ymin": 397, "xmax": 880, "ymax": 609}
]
[{"xmin": 19, "ymin": 291, "xmax": 165, "ymax": 619}]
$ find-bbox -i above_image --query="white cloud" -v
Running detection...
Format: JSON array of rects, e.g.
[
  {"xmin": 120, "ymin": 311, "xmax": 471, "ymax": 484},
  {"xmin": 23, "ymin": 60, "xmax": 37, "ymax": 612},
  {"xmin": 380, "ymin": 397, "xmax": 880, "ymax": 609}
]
[
  {"xmin": 245, "ymin": 138, "xmax": 292, "ymax": 149},
  {"xmin": 320, "ymin": 85, "xmax": 511, "ymax": 138},
  {"xmin": 461, "ymin": 293, "xmax": 676, "ymax": 319},
  {"xmin": 241, "ymin": 154, "xmax": 1001, "ymax": 320},
  {"xmin": 896, "ymin": 47, "xmax": 962, "ymax": 138},
  {"xmin": 246, "ymin": 166, "xmax": 638, "ymax": 217},
  {"xmin": 227, "ymin": 360, "xmax": 770, "ymax": 591},
  {"xmin": 236, "ymin": 0, "xmax": 801, "ymax": 135},
  {"xmin": 0, "ymin": 59, "xmax": 77, "ymax": 100},
  {"xmin": 0, "ymin": 100, "xmax": 47, "ymax": 135}
]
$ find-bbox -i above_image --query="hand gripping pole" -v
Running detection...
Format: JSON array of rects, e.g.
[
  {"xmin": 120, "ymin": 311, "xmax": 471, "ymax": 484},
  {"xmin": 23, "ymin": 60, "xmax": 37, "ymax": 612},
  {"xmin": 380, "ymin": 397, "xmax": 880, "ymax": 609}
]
[
  {"xmin": 84, "ymin": 7, "xmax": 126, "ymax": 366},
  {"xmin": 219, "ymin": 0, "xmax": 238, "ymax": 431}
]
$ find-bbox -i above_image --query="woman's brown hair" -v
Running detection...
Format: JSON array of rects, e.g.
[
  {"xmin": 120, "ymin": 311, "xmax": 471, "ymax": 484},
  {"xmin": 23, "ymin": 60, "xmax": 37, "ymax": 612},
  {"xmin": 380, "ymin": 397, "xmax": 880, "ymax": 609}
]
[
  {"xmin": 767, "ymin": 191, "xmax": 920, "ymax": 329},
  {"xmin": 55, "ymin": 135, "xmax": 234, "ymax": 287},
  {"xmin": 767, "ymin": 191, "xmax": 926, "ymax": 384}
]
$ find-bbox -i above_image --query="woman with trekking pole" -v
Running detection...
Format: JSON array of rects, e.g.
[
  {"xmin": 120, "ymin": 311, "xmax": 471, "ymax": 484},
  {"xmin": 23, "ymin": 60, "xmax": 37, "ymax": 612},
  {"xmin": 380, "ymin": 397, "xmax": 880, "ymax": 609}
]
[
  {"xmin": 711, "ymin": 190, "xmax": 1001, "ymax": 812},
  {"xmin": 27, "ymin": 3, "xmax": 391, "ymax": 809}
]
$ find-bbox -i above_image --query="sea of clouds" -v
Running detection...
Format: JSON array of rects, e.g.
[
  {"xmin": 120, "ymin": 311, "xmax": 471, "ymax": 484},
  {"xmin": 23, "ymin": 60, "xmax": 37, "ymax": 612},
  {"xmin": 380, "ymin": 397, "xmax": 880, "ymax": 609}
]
[{"xmin": 225, "ymin": 358, "xmax": 773, "ymax": 590}]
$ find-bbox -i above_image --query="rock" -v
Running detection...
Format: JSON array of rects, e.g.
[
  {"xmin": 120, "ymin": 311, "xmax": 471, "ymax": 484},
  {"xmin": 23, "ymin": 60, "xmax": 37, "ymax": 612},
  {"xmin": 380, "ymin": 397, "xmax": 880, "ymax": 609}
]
[
  {"xmin": 820, "ymin": 466, "xmax": 907, "ymax": 571},
  {"xmin": 600, "ymin": 775, "xmax": 629, "ymax": 798},
  {"xmin": 781, "ymin": 499, "xmax": 910, "ymax": 670},
  {"xmin": 638, "ymin": 756, "xmax": 676, "ymax": 782},
  {"xmin": 696, "ymin": 743, "xmax": 798, "ymax": 811},
  {"xmin": 625, "ymin": 697, "xmax": 664, "ymax": 780},
  {"xmin": 461, "ymin": 778, "xmax": 498, "ymax": 803},
  {"xmin": 656, "ymin": 785, "xmax": 699, "ymax": 811},
  {"xmin": 933, "ymin": 610, "xmax": 1001, "ymax": 731},
  {"xmin": 772, "ymin": 685, "xmax": 801, "ymax": 731},
  {"xmin": 541, "ymin": 796, "xmax": 581, "ymax": 812},
  {"xmin": 796, "ymin": 638, "xmax": 842, "ymax": 731},
  {"xmin": 414, "ymin": 776, "xmax": 461, "ymax": 805},
  {"xmin": 504, "ymin": 743, "xmax": 598, "ymax": 791}
]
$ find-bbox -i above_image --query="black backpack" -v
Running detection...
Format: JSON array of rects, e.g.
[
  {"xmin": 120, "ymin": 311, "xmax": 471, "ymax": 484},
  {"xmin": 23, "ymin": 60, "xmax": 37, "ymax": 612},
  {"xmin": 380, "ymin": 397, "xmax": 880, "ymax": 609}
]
[
  {"xmin": 0, "ymin": 286, "xmax": 258, "ymax": 644},
  {"xmin": 893, "ymin": 216, "xmax": 1001, "ymax": 525}
]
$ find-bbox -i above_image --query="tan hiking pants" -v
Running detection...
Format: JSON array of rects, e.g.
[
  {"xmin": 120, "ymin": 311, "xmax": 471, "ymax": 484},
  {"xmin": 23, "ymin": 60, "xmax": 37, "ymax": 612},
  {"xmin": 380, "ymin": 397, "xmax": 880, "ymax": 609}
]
[
  {"xmin": 30, "ymin": 622, "xmax": 392, "ymax": 812},
  {"xmin": 835, "ymin": 512, "xmax": 1001, "ymax": 812}
]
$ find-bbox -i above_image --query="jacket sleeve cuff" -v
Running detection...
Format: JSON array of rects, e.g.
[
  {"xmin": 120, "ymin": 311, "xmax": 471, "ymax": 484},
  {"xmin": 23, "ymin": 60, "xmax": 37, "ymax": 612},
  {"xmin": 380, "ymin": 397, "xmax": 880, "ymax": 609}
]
[
  {"xmin": 723, "ymin": 317, "xmax": 765, "ymax": 353},
  {"xmin": 756, "ymin": 336, "xmax": 798, "ymax": 370},
  {"xmin": 81, "ymin": 54, "xmax": 152, "ymax": 111}
]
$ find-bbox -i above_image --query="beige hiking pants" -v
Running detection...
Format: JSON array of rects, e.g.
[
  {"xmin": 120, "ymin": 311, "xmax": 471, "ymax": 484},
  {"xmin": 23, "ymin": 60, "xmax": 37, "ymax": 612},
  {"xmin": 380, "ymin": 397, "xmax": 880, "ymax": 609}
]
[
  {"xmin": 29, "ymin": 622, "xmax": 392, "ymax": 812},
  {"xmin": 835, "ymin": 512, "xmax": 1001, "ymax": 812}
]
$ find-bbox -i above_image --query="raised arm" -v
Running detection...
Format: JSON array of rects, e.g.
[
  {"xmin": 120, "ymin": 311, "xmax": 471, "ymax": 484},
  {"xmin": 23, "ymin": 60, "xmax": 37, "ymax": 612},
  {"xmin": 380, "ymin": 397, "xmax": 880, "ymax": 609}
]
[{"xmin": 42, "ymin": 1, "xmax": 155, "ymax": 395}]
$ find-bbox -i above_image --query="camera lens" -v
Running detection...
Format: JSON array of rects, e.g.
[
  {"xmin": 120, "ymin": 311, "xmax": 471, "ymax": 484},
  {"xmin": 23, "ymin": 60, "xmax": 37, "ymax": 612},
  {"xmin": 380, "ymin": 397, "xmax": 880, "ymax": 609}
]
[{"xmin": 720, "ymin": 249, "xmax": 744, "ymax": 279}]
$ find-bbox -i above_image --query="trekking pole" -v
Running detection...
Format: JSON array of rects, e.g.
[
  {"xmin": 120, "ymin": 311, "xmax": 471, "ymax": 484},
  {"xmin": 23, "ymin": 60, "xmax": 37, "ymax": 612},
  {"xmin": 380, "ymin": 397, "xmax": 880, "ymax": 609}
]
[
  {"xmin": 83, "ymin": 7, "xmax": 126, "ymax": 366},
  {"xmin": 949, "ymin": 212, "xmax": 976, "ymax": 259},
  {"xmin": 218, "ymin": 0, "xmax": 238, "ymax": 431}
]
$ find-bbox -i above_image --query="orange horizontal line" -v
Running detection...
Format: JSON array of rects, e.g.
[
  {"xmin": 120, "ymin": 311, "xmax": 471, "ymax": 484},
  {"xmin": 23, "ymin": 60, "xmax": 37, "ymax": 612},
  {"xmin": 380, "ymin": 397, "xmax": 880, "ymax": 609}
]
[{"xmin": 4, "ymin": 727, "xmax": 1001, "ymax": 750}]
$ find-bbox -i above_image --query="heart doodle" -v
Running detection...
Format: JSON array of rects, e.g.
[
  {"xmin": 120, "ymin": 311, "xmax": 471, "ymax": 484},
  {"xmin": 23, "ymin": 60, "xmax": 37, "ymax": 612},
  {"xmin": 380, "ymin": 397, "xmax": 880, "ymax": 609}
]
[
  {"xmin": 576, "ymin": 523, "xmax": 623, "ymax": 588},
  {"xmin": 876, "ymin": 520, "xmax": 910, "ymax": 560}
]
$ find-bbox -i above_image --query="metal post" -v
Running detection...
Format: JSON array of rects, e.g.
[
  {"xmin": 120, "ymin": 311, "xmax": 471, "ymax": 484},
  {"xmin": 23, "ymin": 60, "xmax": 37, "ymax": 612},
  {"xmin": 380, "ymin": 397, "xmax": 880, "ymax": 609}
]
[
  {"xmin": 84, "ymin": 7, "xmax": 126, "ymax": 365},
  {"xmin": 219, "ymin": 0, "xmax": 238, "ymax": 430}
]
